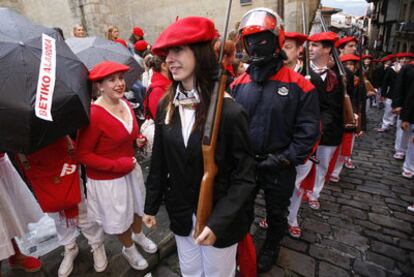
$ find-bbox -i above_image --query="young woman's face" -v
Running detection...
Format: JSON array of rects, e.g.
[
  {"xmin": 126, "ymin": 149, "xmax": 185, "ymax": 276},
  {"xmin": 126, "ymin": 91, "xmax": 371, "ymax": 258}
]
[
  {"xmin": 166, "ymin": 46, "xmax": 196, "ymax": 85},
  {"xmin": 237, "ymin": 62, "xmax": 246, "ymax": 76},
  {"xmin": 97, "ymin": 72, "xmax": 126, "ymax": 100},
  {"xmin": 344, "ymin": 61, "xmax": 356, "ymax": 73},
  {"xmin": 111, "ymin": 28, "xmax": 119, "ymax": 39}
]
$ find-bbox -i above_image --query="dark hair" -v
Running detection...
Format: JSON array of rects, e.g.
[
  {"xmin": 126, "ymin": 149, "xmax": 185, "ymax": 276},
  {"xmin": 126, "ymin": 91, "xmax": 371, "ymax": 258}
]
[
  {"xmin": 53, "ymin": 27, "xmax": 64, "ymax": 39},
  {"xmin": 321, "ymin": 40, "xmax": 334, "ymax": 53},
  {"xmin": 129, "ymin": 34, "xmax": 145, "ymax": 45},
  {"xmin": 164, "ymin": 41, "xmax": 218, "ymax": 130},
  {"xmin": 147, "ymin": 56, "xmax": 165, "ymax": 72}
]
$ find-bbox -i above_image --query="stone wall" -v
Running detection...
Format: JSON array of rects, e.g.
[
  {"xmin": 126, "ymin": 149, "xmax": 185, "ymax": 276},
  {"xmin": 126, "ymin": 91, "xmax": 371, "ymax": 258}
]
[{"xmin": 1, "ymin": 0, "xmax": 320, "ymax": 42}]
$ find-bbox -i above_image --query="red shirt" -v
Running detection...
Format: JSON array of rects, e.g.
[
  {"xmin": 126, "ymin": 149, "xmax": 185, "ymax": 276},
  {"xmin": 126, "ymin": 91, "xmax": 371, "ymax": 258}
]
[
  {"xmin": 144, "ymin": 72, "xmax": 172, "ymax": 119},
  {"xmin": 0, "ymin": 152, "xmax": 4, "ymax": 158},
  {"xmin": 76, "ymin": 100, "xmax": 139, "ymax": 180}
]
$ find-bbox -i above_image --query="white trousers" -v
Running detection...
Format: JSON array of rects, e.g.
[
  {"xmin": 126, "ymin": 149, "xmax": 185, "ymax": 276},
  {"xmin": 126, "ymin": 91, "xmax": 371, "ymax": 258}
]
[
  {"xmin": 308, "ymin": 146, "xmax": 338, "ymax": 201},
  {"xmin": 381, "ymin": 98, "xmax": 397, "ymax": 129},
  {"xmin": 403, "ymin": 125, "xmax": 414, "ymax": 174},
  {"xmin": 49, "ymin": 183, "xmax": 104, "ymax": 248},
  {"xmin": 332, "ymin": 134, "xmax": 355, "ymax": 178},
  {"xmin": 394, "ymin": 117, "xmax": 411, "ymax": 155},
  {"xmin": 175, "ymin": 216, "xmax": 237, "ymax": 277},
  {"xmin": 287, "ymin": 160, "xmax": 313, "ymax": 227}
]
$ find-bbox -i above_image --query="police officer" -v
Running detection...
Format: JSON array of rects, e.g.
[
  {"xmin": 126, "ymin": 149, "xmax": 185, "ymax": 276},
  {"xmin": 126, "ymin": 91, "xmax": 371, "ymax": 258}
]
[{"xmin": 231, "ymin": 8, "xmax": 320, "ymax": 273}]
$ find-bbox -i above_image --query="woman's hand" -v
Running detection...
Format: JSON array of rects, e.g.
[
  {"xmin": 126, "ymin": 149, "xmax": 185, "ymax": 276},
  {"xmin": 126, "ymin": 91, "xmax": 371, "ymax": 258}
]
[
  {"xmin": 143, "ymin": 214, "xmax": 157, "ymax": 228},
  {"xmin": 136, "ymin": 134, "xmax": 147, "ymax": 148},
  {"xmin": 195, "ymin": 226, "xmax": 216, "ymax": 246}
]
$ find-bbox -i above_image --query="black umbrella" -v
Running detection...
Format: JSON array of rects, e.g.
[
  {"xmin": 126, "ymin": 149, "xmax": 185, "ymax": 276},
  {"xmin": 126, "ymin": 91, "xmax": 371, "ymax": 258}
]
[
  {"xmin": 0, "ymin": 8, "xmax": 91, "ymax": 154},
  {"xmin": 65, "ymin": 36, "xmax": 143, "ymax": 88}
]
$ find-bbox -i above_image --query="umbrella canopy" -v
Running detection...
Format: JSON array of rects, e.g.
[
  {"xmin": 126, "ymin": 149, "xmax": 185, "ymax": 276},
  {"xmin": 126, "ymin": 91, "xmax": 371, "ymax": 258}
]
[
  {"xmin": 65, "ymin": 36, "xmax": 143, "ymax": 88},
  {"xmin": 0, "ymin": 8, "xmax": 91, "ymax": 154}
]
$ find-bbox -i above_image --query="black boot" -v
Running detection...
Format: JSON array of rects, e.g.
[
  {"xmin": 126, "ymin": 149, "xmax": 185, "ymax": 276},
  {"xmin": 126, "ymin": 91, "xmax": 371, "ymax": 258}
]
[{"xmin": 257, "ymin": 245, "xmax": 280, "ymax": 273}]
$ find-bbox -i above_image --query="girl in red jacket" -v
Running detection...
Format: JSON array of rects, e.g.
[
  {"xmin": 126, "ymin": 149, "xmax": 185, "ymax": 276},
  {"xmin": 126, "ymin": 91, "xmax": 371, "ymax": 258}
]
[{"xmin": 76, "ymin": 61, "xmax": 157, "ymax": 271}]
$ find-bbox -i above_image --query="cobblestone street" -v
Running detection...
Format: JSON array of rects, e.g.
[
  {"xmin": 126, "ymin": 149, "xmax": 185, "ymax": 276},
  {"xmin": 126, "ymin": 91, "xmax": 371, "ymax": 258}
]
[
  {"xmin": 251, "ymin": 107, "xmax": 414, "ymax": 276},
  {"xmin": 3, "ymin": 107, "xmax": 413, "ymax": 277}
]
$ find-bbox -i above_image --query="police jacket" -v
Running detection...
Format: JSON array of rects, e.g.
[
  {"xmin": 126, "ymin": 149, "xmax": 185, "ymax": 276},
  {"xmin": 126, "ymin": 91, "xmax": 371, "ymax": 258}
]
[
  {"xmin": 144, "ymin": 97, "xmax": 257, "ymax": 248},
  {"xmin": 381, "ymin": 66, "xmax": 398, "ymax": 99},
  {"xmin": 231, "ymin": 65, "xmax": 321, "ymax": 165},
  {"xmin": 309, "ymin": 68, "xmax": 345, "ymax": 146}
]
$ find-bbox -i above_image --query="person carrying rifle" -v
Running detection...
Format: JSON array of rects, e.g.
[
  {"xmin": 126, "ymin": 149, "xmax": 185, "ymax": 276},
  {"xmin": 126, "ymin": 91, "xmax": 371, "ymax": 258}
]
[
  {"xmin": 391, "ymin": 53, "xmax": 414, "ymax": 162},
  {"xmin": 329, "ymin": 36, "xmax": 360, "ymax": 180},
  {"xmin": 283, "ymin": 32, "xmax": 322, "ymax": 239},
  {"xmin": 231, "ymin": 8, "xmax": 320, "ymax": 273},
  {"xmin": 377, "ymin": 54, "xmax": 399, "ymax": 132},
  {"xmin": 392, "ymin": 53, "xmax": 414, "ymax": 178},
  {"xmin": 305, "ymin": 32, "xmax": 351, "ymax": 209},
  {"xmin": 143, "ymin": 17, "xmax": 256, "ymax": 276}
]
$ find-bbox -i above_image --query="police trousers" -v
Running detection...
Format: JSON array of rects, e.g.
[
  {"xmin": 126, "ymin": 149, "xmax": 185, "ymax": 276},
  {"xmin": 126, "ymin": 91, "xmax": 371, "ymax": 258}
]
[{"xmin": 257, "ymin": 164, "xmax": 296, "ymax": 248}]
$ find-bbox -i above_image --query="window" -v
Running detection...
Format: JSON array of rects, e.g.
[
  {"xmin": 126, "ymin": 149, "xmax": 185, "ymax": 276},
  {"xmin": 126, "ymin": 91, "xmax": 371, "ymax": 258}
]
[{"xmin": 240, "ymin": 0, "xmax": 252, "ymax": 5}]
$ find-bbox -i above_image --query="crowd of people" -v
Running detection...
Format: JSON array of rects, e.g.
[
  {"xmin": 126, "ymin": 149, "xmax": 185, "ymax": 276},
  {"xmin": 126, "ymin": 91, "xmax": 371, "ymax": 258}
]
[{"xmin": 1, "ymin": 6, "xmax": 413, "ymax": 277}]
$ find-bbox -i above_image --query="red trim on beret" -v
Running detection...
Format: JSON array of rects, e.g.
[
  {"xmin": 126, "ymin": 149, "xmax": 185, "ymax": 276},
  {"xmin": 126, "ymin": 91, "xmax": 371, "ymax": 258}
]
[
  {"xmin": 334, "ymin": 36, "xmax": 358, "ymax": 48},
  {"xmin": 396, "ymin": 52, "xmax": 414, "ymax": 58},
  {"xmin": 134, "ymin": 40, "xmax": 148, "ymax": 52},
  {"xmin": 307, "ymin": 32, "xmax": 338, "ymax": 43},
  {"xmin": 152, "ymin": 16, "xmax": 216, "ymax": 56},
  {"xmin": 132, "ymin": 27, "xmax": 144, "ymax": 37},
  {"xmin": 115, "ymin": 38, "xmax": 128, "ymax": 48},
  {"xmin": 340, "ymin": 54, "xmax": 360, "ymax": 63},
  {"xmin": 284, "ymin": 32, "xmax": 308, "ymax": 45},
  {"xmin": 89, "ymin": 61, "xmax": 130, "ymax": 81},
  {"xmin": 362, "ymin": 54, "xmax": 373, "ymax": 59}
]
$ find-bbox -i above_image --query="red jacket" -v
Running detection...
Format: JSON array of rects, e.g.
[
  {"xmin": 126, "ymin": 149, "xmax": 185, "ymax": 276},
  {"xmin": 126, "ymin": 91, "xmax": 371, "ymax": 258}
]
[
  {"xmin": 76, "ymin": 100, "xmax": 139, "ymax": 180},
  {"xmin": 144, "ymin": 72, "xmax": 172, "ymax": 119}
]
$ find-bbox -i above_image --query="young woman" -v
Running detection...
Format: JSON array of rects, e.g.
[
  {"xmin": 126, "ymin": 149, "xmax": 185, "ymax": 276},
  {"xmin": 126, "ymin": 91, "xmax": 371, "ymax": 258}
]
[
  {"xmin": 143, "ymin": 17, "xmax": 256, "ymax": 276},
  {"xmin": 107, "ymin": 26, "xmax": 128, "ymax": 48},
  {"xmin": 76, "ymin": 61, "xmax": 157, "ymax": 271}
]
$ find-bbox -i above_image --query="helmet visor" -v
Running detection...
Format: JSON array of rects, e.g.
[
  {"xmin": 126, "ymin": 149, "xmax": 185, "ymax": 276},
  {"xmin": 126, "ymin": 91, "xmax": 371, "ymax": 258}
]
[{"xmin": 239, "ymin": 10, "xmax": 278, "ymax": 36}]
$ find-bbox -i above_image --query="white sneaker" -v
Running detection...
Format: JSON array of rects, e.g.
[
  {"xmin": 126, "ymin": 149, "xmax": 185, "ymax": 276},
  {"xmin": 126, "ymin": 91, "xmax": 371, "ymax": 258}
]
[
  {"xmin": 122, "ymin": 245, "xmax": 148, "ymax": 270},
  {"xmin": 408, "ymin": 205, "xmax": 414, "ymax": 212},
  {"xmin": 132, "ymin": 232, "xmax": 158, "ymax": 254},
  {"xmin": 92, "ymin": 244, "xmax": 108, "ymax": 272},
  {"xmin": 58, "ymin": 243, "xmax": 79, "ymax": 277}
]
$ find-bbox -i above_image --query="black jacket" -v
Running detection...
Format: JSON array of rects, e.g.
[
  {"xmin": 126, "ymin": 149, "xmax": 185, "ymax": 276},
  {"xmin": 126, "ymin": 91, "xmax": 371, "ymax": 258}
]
[
  {"xmin": 392, "ymin": 64, "xmax": 414, "ymax": 109},
  {"xmin": 400, "ymin": 64, "xmax": 414, "ymax": 124},
  {"xmin": 381, "ymin": 66, "xmax": 398, "ymax": 99},
  {"xmin": 231, "ymin": 65, "xmax": 321, "ymax": 165},
  {"xmin": 309, "ymin": 68, "xmax": 345, "ymax": 146},
  {"xmin": 144, "ymin": 97, "xmax": 257, "ymax": 248}
]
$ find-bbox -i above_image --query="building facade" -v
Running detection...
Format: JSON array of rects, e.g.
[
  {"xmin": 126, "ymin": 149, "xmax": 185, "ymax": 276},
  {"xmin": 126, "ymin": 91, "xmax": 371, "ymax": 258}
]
[{"xmin": 367, "ymin": 0, "xmax": 414, "ymax": 54}]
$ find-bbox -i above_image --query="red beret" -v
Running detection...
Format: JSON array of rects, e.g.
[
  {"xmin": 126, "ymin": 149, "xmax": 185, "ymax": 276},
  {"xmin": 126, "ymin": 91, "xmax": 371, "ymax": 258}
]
[
  {"xmin": 89, "ymin": 61, "xmax": 129, "ymax": 81},
  {"xmin": 381, "ymin": 54, "xmax": 396, "ymax": 62},
  {"xmin": 340, "ymin": 54, "xmax": 360, "ymax": 63},
  {"xmin": 115, "ymin": 38, "xmax": 128, "ymax": 48},
  {"xmin": 334, "ymin": 36, "xmax": 358, "ymax": 48},
  {"xmin": 152, "ymin": 16, "xmax": 216, "ymax": 56},
  {"xmin": 284, "ymin": 32, "xmax": 308, "ymax": 45},
  {"xmin": 132, "ymin": 27, "xmax": 144, "ymax": 37},
  {"xmin": 307, "ymin": 32, "xmax": 338, "ymax": 43},
  {"xmin": 362, "ymin": 54, "xmax": 373, "ymax": 59},
  {"xmin": 134, "ymin": 40, "xmax": 149, "ymax": 52},
  {"xmin": 396, "ymin": 52, "xmax": 414, "ymax": 58}
]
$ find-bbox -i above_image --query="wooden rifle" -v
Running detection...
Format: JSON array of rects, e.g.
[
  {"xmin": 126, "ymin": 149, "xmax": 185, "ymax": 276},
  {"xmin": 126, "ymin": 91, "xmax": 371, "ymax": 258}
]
[
  {"xmin": 318, "ymin": 12, "xmax": 357, "ymax": 131},
  {"xmin": 356, "ymin": 14, "xmax": 368, "ymax": 133},
  {"xmin": 301, "ymin": 0, "xmax": 311, "ymax": 80},
  {"xmin": 194, "ymin": 0, "xmax": 232, "ymax": 239}
]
